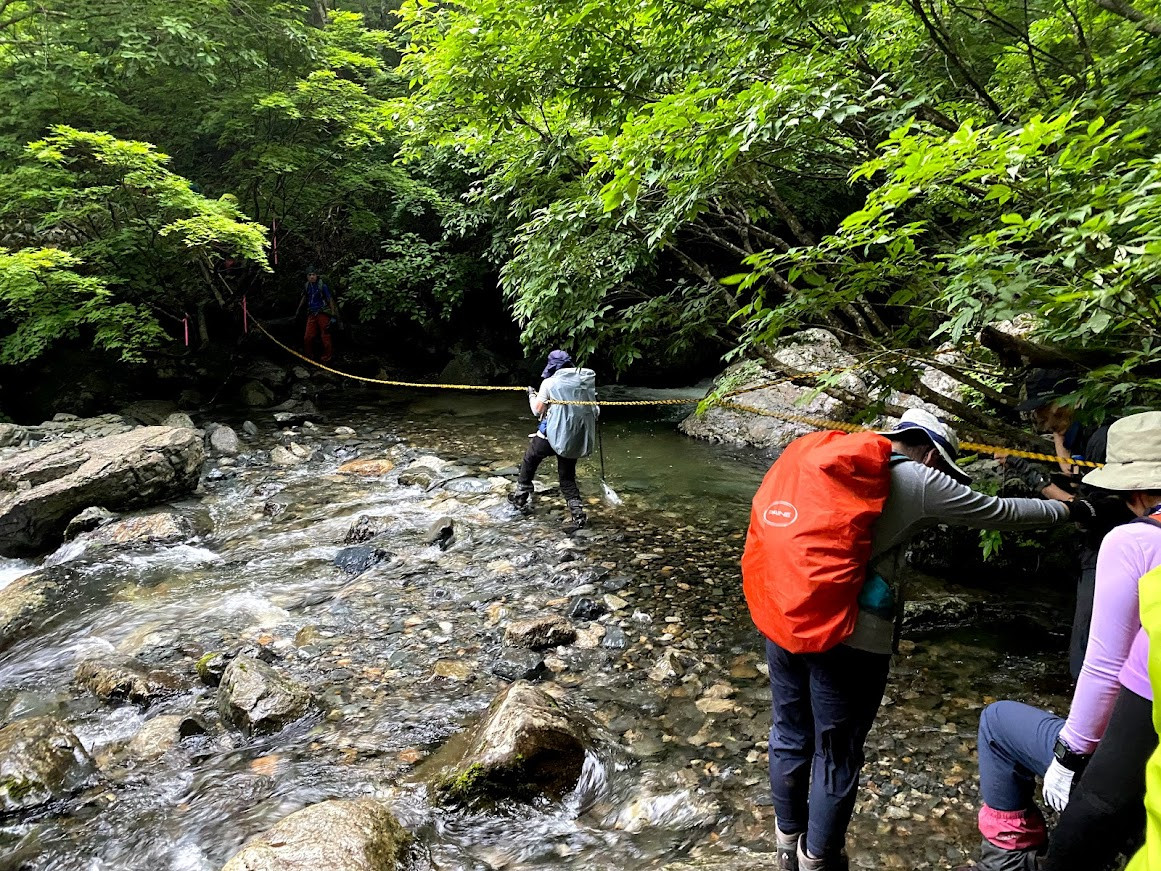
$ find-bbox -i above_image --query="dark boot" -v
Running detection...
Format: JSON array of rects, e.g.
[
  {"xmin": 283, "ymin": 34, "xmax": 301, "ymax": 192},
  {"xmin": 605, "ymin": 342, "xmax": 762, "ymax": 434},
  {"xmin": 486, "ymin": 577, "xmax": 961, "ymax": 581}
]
[
  {"xmin": 775, "ymin": 828, "xmax": 800, "ymax": 871},
  {"xmin": 562, "ymin": 499, "xmax": 587, "ymax": 533},
  {"xmin": 507, "ymin": 488, "xmax": 532, "ymax": 514},
  {"xmin": 796, "ymin": 840, "xmax": 849, "ymax": 871},
  {"xmin": 955, "ymin": 839, "xmax": 1042, "ymax": 871}
]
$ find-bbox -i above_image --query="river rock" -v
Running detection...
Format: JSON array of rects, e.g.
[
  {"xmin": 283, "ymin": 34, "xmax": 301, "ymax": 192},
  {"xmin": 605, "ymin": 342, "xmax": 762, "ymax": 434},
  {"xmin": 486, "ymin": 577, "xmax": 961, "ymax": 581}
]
[
  {"xmin": 504, "ymin": 615, "xmax": 577, "ymax": 650},
  {"xmin": 0, "ymin": 567, "xmax": 81, "ymax": 651},
  {"xmin": 0, "ymin": 716, "xmax": 94, "ymax": 811},
  {"xmin": 120, "ymin": 400, "xmax": 178, "ymax": 425},
  {"xmin": 246, "ymin": 359, "xmax": 290, "ymax": 388},
  {"xmin": 424, "ymin": 516, "xmax": 455, "ymax": 550},
  {"xmin": 209, "ymin": 425, "xmax": 241, "ymax": 457},
  {"xmin": 0, "ymin": 426, "xmax": 204, "ymax": 556},
  {"xmin": 74, "ymin": 656, "xmax": 188, "ymax": 705},
  {"xmin": 336, "ymin": 458, "xmax": 395, "ymax": 477},
  {"xmin": 397, "ymin": 468, "xmax": 435, "ymax": 488},
  {"xmin": 344, "ymin": 515, "xmax": 390, "ymax": 544},
  {"xmin": 242, "ymin": 420, "xmax": 259, "ymax": 438},
  {"xmin": 433, "ymin": 681, "xmax": 591, "ymax": 804},
  {"xmin": 163, "ymin": 412, "xmax": 196, "ymax": 430},
  {"xmin": 568, "ymin": 596, "xmax": 607, "ymax": 622},
  {"xmin": 220, "ymin": 798, "xmax": 410, "ymax": 871},
  {"xmin": 0, "ymin": 422, "xmax": 28, "ymax": 448},
  {"xmin": 84, "ymin": 511, "xmax": 193, "ymax": 547},
  {"xmin": 333, "ymin": 546, "xmax": 391, "ymax": 575},
  {"xmin": 270, "ymin": 446, "xmax": 303, "ymax": 467},
  {"xmin": 196, "ymin": 652, "xmax": 229, "ymax": 686},
  {"xmin": 63, "ymin": 506, "xmax": 118, "ymax": 540},
  {"xmin": 240, "ymin": 380, "xmax": 276, "ymax": 408},
  {"xmin": 127, "ymin": 714, "xmax": 206, "ymax": 759},
  {"xmin": 218, "ymin": 655, "xmax": 312, "ymax": 735},
  {"xmin": 491, "ymin": 650, "xmax": 547, "ymax": 682}
]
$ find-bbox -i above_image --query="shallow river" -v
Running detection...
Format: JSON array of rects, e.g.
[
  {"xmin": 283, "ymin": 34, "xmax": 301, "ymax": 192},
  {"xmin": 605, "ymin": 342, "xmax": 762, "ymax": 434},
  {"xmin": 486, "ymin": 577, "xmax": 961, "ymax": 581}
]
[{"xmin": 0, "ymin": 386, "xmax": 1076, "ymax": 870}]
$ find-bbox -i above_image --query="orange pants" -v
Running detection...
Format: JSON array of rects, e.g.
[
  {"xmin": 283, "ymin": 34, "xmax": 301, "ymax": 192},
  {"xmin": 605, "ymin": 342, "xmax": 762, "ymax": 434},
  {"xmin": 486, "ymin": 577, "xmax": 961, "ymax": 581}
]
[{"xmin": 304, "ymin": 313, "xmax": 333, "ymax": 362}]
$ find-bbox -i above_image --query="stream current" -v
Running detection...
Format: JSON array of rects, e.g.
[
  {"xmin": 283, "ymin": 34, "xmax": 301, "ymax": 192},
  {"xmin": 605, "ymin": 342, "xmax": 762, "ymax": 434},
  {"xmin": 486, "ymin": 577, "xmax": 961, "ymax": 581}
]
[{"xmin": 0, "ymin": 387, "xmax": 1076, "ymax": 870}]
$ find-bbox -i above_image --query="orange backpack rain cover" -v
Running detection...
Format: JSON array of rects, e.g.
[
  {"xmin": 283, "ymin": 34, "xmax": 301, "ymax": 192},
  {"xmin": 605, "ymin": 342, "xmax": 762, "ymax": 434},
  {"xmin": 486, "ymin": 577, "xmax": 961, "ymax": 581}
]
[{"xmin": 742, "ymin": 430, "xmax": 893, "ymax": 653}]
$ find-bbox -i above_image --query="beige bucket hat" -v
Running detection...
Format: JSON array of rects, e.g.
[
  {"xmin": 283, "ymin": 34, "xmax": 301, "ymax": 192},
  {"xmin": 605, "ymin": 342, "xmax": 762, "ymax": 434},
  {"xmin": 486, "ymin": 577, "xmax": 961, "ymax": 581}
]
[{"xmin": 1082, "ymin": 411, "xmax": 1161, "ymax": 491}]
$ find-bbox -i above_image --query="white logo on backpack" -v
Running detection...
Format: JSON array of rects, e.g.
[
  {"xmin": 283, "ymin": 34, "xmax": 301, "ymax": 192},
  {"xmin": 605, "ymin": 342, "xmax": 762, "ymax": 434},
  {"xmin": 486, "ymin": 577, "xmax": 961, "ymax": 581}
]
[{"xmin": 762, "ymin": 501, "xmax": 799, "ymax": 527}]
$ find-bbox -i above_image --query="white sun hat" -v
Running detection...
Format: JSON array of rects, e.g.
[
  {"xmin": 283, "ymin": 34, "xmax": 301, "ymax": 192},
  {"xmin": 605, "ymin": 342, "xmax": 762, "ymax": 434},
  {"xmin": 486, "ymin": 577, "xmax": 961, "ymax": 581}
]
[
  {"xmin": 875, "ymin": 408, "xmax": 971, "ymax": 484},
  {"xmin": 1082, "ymin": 411, "xmax": 1161, "ymax": 491}
]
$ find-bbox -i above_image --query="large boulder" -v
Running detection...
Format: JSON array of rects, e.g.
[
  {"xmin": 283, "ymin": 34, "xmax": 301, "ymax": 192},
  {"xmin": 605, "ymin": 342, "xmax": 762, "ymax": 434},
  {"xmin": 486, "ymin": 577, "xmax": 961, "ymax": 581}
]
[
  {"xmin": 220, "ymin": 799, "xmax": 410, "ymax": 871},
  {"xmin": 0, "ymin": 426, "xmax": 204, "ymax": 556},
  {"xmin": 0, "ymin": 716, "xmax": 94, "ymax": 811},
  {"xmin": 218, "ymin": 656, "xmax": 313, "ymax": 735},
  {"xmin": 120, "ymin": 400, "xmax": 179, "ymax": 426},
  {"xmin": 433, "ymin": 681, "xmax": 591, "ymax": 804},
  {"xmin": 679, "ymin": 330, "xmax": 865, "ymax": 452},
  {"xmin": 74, "ymin": 656, "xmax": 188, "ymax": 706},
  {"xmin": 0, "ymin": 567, "xmax": 81, "ymax": 651}
]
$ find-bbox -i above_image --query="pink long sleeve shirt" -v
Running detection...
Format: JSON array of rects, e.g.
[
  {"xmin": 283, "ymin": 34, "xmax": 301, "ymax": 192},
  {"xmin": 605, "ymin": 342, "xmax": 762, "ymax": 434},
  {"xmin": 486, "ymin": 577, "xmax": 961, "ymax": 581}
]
[{"xmin": 1059, "ymin": 520, "xmax": 1161, "ymax": 753}]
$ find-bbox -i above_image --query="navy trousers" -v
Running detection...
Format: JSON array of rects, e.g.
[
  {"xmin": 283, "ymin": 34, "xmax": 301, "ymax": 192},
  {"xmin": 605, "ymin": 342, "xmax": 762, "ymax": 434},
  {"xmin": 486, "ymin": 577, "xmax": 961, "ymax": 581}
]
[{"xmin": 765, "ymin": 638, "xmax": 891, "ymax": 858}]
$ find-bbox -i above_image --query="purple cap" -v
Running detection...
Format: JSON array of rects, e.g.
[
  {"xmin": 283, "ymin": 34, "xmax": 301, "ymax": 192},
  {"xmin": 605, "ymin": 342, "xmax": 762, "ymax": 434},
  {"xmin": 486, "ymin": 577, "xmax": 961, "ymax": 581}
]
[{"xmin": 542, "ymin": 350, "xmax": 573, "ymax": 379}]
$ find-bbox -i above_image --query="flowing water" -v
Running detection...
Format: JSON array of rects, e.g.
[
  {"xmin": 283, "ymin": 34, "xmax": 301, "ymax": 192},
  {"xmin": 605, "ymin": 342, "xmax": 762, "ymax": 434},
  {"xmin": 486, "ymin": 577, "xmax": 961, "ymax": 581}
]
[{"xmin": 0, "ymin": 387, "xmax": 1076, "ymax": 870}]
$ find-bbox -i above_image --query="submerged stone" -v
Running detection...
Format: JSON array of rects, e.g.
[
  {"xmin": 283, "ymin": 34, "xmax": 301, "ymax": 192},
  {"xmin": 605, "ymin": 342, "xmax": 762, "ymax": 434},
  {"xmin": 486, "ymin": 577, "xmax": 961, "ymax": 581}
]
[
  {"xmin": 74, "ymin": 655, "xmax": 188, "ymax": 706},
  {"xmin": 0, "ymin": 716, "xmax": 94, "ymax": 811},
  {"xmin": 432, "ymin": 681, "xmax": 591, "ymax": 805},
  {"xmin": 220, "ymin": 798, "xmax": 410, "ymax": 871},
  {"xmin": 218, "ymin": 655, "xmax": 312, "ymax": 735}
]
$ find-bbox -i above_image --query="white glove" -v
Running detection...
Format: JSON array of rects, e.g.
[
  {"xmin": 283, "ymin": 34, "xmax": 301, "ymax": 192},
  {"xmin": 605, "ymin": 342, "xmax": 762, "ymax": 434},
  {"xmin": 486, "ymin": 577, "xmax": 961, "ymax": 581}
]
[{"xmin": 1042, "ymin": 758, "xmax": 1075, "ymax": 811}]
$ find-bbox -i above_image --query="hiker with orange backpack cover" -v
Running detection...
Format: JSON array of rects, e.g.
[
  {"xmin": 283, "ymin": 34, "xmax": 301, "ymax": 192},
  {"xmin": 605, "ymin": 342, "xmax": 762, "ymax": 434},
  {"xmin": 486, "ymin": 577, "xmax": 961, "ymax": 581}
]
[{"xmin": 743, "ymin": 409, "xmax": 1125, "ymax": 871}]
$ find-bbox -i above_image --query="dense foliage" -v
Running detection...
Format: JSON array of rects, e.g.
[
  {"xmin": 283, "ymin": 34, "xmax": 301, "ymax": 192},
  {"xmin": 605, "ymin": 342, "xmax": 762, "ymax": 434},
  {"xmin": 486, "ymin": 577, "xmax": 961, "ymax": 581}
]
[
  {"xmin": 1, "ymin": 0, "xmax": 1159, "ymax": 425},
  {"xmin": 397, "ymin": 0, "xmax": 1161, "ymax": 423},
  {"xmin": 0, "ymin": 0, "xmax": 479, "ymax": 366}
]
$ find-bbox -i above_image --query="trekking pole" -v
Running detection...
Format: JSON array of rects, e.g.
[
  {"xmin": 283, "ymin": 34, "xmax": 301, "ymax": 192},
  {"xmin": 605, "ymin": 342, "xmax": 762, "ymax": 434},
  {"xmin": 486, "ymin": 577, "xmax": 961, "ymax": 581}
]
[{"xmin": 598, "ymin": 416, "xmax": 622, "ymax": 505}]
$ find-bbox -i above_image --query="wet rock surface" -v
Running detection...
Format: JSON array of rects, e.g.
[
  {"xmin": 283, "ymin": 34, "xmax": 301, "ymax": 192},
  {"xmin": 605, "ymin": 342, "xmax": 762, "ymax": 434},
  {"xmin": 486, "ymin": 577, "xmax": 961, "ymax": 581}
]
[
  {"xmin": 218, "ymin": 655, "xmax": 314, "ymax": 735},
  {"xmin": 504, "ymin": 615, "xmax": 577, "ymax": 650},
  {"xmin": 220, "ymin": 798, "xmax": 411, "ymax": 871},
  {"xmin": 0, "ymin": 425, "xmax": 204, "ymax": 555},
  {"xmin": 0, "ymin": 567, "xmax": 82, "ymax": 651},
  {"xmin": 434, "ymin": 681, "xmax": 593, "ymax": 804},
  {"xmin": 0, "ymin": 716, "xmax": 94, "ymax": 811},
  {"xmin": 74, "ymin": 655, "xmax": 188, "ymax": 705}
]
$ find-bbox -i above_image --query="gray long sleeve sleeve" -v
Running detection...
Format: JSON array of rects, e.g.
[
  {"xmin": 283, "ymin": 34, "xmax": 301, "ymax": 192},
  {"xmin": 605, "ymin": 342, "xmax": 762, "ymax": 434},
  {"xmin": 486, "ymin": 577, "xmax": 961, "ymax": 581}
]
[{"xmin": 871, "ymin": 460, "xmax": 1069, "ymax": 560}]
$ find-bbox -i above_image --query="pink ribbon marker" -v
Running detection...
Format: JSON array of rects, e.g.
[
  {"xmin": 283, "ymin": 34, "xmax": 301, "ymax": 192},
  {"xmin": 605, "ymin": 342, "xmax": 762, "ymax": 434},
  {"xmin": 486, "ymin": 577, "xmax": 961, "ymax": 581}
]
[
  {"xmin": 183, "ymin": 315, "xmax": 189, "ymax": 347},
  {"xmin": 243, "ymin": 295, "xmax": 249, "ymax": 333}
]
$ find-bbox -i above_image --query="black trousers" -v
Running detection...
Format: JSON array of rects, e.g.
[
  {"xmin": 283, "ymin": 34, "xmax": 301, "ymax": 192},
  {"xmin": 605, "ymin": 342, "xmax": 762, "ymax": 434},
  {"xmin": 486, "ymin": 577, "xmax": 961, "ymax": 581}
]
[
  {"xmin": 517, "ymin": 436, "xmax": 581, "ymax": 503},
  {"xmin": 1069, "ymin": 545, "xmax": 1099, "ymax": 679},
  {"xmin": 1042, "ymin": 687, "xmax": 1155, "ymax": 871}
]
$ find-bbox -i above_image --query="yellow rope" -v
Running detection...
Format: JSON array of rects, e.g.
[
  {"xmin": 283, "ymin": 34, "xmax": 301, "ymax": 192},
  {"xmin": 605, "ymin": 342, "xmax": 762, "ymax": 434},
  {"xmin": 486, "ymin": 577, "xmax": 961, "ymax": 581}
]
[
  {"xmin": 719, "ymin": 401, "xmax": 1104, "ymax": 468},
  {"xmin": 253, "ymin": 317, "xmax": 1102, "ymax": 468}
]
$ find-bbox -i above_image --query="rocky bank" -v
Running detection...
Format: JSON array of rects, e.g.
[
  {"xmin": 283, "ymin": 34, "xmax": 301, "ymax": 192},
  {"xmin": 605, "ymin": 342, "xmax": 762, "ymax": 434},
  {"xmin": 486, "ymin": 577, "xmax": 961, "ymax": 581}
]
[{"xmin": 0, "ymin": 384, "xmax": 1078, "ymax": 871}]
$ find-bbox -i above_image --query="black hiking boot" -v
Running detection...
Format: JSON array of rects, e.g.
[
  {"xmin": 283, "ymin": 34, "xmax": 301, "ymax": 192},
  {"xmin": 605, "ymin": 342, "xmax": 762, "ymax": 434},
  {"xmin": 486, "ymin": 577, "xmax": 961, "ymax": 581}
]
[
  {"xmin": 507, "ymin": 490, "xmax": 532, "ymax": 514},
  {"xmin": 954, "ymin": 839, "xmax": 1043, "ymax": 871},
  {"xmin": 562, "ymin": 500, "xmax": 587, "ymax": 533}
]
